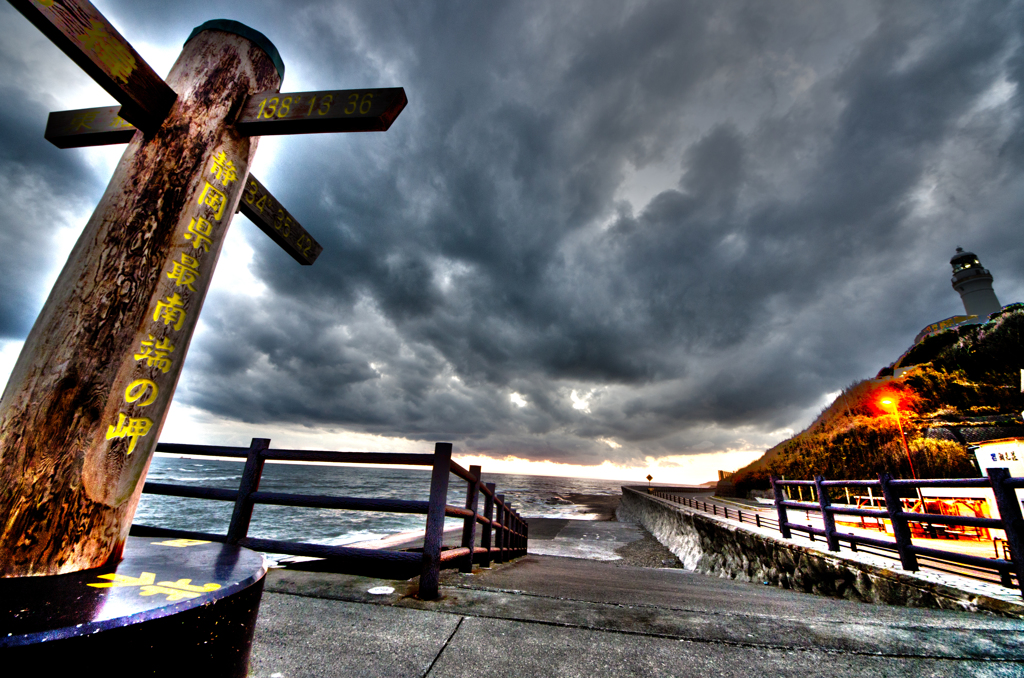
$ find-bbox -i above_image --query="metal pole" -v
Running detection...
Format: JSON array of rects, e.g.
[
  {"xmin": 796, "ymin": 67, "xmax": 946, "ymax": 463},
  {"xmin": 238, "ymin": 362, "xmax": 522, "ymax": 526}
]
[{"xmin": 891, "ymin": 407, "xmax": 917, "ymax": 480}]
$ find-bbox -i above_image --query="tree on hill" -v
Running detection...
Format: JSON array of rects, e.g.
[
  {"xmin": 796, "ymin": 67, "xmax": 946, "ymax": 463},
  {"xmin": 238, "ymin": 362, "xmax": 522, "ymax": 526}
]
[{"xmin": 732, "ymin": 304, "xmax": 1024, "ymax": 496}]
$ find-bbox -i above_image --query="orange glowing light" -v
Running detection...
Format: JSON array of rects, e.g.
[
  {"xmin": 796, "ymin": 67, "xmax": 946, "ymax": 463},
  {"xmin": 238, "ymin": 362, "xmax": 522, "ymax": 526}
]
[{"xmin": 877, "ymin": 394, "xmax": 917, "ymax": 479}]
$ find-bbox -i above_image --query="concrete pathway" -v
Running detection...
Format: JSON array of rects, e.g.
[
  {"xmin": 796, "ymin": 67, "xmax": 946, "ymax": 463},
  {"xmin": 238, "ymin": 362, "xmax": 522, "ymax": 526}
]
[
  {"xmin": 249, "ymin": 519, "xmax": 1024, "ymax": 677},
  {"xmin": 525, "ymin": 517, "xmax": 645, "ymax": 560}
]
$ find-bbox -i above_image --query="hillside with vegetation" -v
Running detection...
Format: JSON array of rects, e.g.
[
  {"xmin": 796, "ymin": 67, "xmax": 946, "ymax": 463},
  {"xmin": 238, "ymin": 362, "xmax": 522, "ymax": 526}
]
[{"xmin": 731, "ymin": 304, "xmax": 1024, "ymax": 496}]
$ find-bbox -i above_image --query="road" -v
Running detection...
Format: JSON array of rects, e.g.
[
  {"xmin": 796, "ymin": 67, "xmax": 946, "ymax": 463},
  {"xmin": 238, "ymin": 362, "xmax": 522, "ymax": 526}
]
[{"xmin": 251, "ymin": 518, "xmax": 1024, "ymax": 677}]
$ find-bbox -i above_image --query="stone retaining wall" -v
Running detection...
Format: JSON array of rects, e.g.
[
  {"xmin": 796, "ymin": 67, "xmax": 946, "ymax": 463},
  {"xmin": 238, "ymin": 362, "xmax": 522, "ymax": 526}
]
[{"xmin": 618, "ymin": 487, "xmax": 1024, "ymax": 617}]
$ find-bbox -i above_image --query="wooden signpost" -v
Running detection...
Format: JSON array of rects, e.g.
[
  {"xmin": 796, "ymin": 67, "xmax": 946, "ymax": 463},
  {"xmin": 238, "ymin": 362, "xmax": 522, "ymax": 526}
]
[
  {"xmin": 44, "ymin": 105, "xmax": 325, "ymax": 265},
  {"xmin": 235, "ymin": 87, "xmax": 407, "ymax": 136},
  {"xmin": 8, "ymin": 0, "xmax": 176, "ymax": 131},
  {"xmin": 237, "ymin": 174, "xmax": 322, "ymax": 265},
  {"xmin": 45, "ymin": 105, "xmax": 137, "ymax": 148},
  {"xmin": 0, "ymin": 1, "xmax": 406, "ymax": 578}
]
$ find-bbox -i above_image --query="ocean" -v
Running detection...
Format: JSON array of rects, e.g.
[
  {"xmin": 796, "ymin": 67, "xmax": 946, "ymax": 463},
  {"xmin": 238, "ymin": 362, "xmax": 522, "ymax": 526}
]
[{"xmin": 135, "ymin": 455, "xmax": 628, "ymax": 554}]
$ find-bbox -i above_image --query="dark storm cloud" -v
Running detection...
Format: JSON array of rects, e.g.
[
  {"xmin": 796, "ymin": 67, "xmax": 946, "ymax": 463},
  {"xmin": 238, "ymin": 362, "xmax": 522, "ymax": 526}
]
[
  {"xmin": 0, "ymin": 23, "xmax": 104, "ymax": 338},
  {"xmin": 3, "ymin": 0, "xmax": 1024, "ymax": 467}
]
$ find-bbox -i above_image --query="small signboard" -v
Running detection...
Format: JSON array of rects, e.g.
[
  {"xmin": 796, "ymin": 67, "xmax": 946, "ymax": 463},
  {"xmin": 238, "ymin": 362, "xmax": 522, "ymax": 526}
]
[
  {"xmin": 235, "ymin": 87, "xmax": 407, "ymax": 136},
  {"xmin": 9, "ymin": 0, "xmax": 176, "ymax": 131},
  {"xmin": 237, "ymin": 175, "xmax": 323, "ymax": 265},
  {"xmin": 44, "ymin": 105, "xmax": 137, "ymax": 148}
]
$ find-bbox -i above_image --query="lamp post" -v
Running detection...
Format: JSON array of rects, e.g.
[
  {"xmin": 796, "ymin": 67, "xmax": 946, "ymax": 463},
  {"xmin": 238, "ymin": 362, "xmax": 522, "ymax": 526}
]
[
  {"xmin": 880, "ymin": 396, "xmax": 924, "ymax": 512},
  {"xmin": 880, "ymin": 396, "xmax": 916, "ymax": 478}
]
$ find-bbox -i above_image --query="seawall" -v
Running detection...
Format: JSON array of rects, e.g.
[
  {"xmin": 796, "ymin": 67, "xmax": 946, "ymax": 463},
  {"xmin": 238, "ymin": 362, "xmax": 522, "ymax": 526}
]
[{"xmin": 617, "ymin": 486, "xmax": 1024, "ymax": 618}]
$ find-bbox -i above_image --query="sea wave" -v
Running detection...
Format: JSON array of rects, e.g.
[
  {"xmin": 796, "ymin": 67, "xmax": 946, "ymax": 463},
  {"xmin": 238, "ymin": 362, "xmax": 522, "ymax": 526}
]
[
  {"xmin": 144, "ymin": 474, "xmax": 241, "ymax": 483},
  {"xmin": 136, "ymin": 456, "xmax": 626, "ymax": 545}
]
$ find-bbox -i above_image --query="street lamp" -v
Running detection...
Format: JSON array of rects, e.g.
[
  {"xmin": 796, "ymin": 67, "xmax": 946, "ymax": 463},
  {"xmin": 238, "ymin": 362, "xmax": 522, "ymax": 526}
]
[{"xmin": 880, "ymin": 396, "xmax": 917, "ymax": 479}]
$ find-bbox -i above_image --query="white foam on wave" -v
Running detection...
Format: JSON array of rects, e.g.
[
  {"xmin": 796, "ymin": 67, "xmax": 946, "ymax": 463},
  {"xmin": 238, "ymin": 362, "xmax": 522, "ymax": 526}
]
[{"xmin": 148, "ymin": 474, "xmax": 241, "ymax": 483}]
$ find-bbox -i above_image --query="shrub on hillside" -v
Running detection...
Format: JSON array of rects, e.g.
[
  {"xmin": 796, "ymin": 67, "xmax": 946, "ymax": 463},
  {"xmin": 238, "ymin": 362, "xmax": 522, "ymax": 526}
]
[{"xmin": 730, "ymin": 307, "xmax": 1023, "ymax": 492}]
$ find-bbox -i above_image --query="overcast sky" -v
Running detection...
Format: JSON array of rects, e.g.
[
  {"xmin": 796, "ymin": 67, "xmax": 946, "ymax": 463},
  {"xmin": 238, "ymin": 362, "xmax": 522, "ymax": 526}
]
[{"xmin": 1, "ymin": 1, "xmax": 1022, "ymax": 482}]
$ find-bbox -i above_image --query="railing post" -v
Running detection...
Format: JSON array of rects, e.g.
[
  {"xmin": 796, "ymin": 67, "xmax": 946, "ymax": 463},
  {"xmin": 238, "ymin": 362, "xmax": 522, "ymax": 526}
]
[
  {"xmin": 517, "ymin": 511, "xmax": 525, "ymax": 554},
  {"xmin": 506, "ymin": 503, "xmax": 516, "ymax": 557},
  {"xmin": 459, "ymin": 465, "xmax": 481, "ymax": 573},
  {"xmin": 506, "ymin": 503, "xmax": 515, "ymax": 558},
  {"xmin": 770, "ymin": 476, "xmax": 791, "ymax": 539},
  {"xmin": 507, "ymin": 510, "xmax": 516, "ymax": 557},
  {"xmin": 815, "ymin": 475, "xmax": 839, "ymax": 552},
  {"xmin": 987, "ymin": 468, "xmax": 1024, "ymax": 594},
  {"xmin": 227, "ymin": 438, "xmax": 270, "ymax": 544},
  {"xmin": 494, "ymin": 493, "xmax": 505, "ymax": 564},
  {"xmin": 509, "ymin": 509, "xmax": 517, "ymax": 555},
  {"xmin": 419, "ymin": 442, "xmax": 452, "ymax": 600},
  {"xmin": 879, "ymin": 473, "xmax": 918, "ymax": 571},
  {"xmin": 515, "ymin": 511, "xmax": 521, "ymax": 553},
  {"xmin": 481, "ymin": 482, "xmax": 495, "ymax": 567}
]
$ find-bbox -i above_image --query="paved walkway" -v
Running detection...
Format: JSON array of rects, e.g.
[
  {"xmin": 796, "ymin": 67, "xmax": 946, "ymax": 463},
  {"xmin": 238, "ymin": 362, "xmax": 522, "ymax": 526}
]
[{"xmin": 249, "ymin": 519, "xmax": 1024, "ymax": 677}]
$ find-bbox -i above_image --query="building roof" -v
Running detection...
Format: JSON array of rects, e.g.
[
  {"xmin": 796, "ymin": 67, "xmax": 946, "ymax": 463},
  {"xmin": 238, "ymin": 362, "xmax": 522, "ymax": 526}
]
[{"xmin": 925, "ymin": 424, "xmax": 1024, "ymax": 444}]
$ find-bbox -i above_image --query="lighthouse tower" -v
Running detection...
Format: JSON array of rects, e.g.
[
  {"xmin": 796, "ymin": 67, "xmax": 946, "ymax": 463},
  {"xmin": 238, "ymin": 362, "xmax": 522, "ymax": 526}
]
[{"xmin": 950, "ymin": 247, "xmax": 1002, "ymax": 320}]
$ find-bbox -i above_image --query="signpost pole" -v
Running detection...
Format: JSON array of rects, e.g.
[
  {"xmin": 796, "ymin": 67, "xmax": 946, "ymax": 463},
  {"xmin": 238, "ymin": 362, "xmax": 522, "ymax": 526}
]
[{"xmin": 0, "ymin": 23, "xmax": 283, "ymax": 577}]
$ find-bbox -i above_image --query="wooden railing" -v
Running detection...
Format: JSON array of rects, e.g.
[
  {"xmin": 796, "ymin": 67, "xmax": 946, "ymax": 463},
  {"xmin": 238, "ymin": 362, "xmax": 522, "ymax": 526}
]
[
  {"xmin": 130, "ymin": 439, "xmax": 528, "ymax": 599},
  {"xmin": 653, "ymin": 492, "xmax": 780, "ymax": 531},
  {"xmin": 650, "ymin": 469, "xmax": 1024, "ymax": 597},
  {"xmin": 770, "ymin": 471, "xmax": 1024, "ymax": 595}
]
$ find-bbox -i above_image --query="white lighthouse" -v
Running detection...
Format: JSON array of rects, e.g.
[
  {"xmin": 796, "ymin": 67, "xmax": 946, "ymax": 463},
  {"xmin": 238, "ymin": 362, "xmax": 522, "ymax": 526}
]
[
  {"xmin": 897, "ymin": 247, "xmax": 1009, "ymax": 368},
  {"xmin": 950, "ymin": 247, "xmax": 1002, "ymax": 321}
]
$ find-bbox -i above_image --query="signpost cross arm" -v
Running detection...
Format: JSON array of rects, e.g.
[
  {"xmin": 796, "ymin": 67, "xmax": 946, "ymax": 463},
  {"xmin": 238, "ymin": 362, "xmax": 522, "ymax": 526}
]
[{"xmin": 9, "ymin": 0, "xmax": 176, "ymax": 131}]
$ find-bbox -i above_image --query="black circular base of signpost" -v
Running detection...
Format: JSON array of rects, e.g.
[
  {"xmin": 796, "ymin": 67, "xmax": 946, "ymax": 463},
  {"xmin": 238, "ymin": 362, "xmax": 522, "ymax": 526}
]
[{"xmin": 0, "ymin": 537, "xmax": 267, "ymax": 677}]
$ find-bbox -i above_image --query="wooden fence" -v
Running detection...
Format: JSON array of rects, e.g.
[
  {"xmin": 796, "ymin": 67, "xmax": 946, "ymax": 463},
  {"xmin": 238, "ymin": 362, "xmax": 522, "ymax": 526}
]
[
  {"xmin": 651, "ymin": 467, "xmax": 1024, "ymax": 596},
  {"xmin": 130, "ymin": 439, "xmax": 528, "ymax": 599}
]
